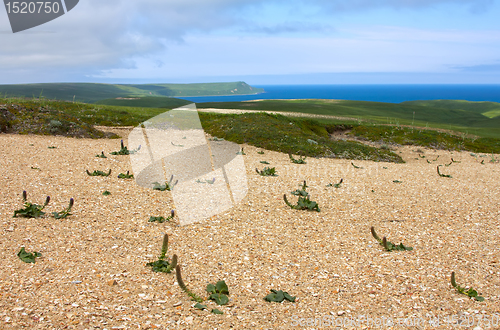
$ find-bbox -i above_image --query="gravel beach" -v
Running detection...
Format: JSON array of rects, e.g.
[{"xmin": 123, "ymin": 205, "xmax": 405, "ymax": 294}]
[{"xmin": 1, "ymin": 132, "xmax": 499, "ymax": 330}]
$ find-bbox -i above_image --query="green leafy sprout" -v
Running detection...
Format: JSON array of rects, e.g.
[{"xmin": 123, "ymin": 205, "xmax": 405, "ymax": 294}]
[
  {"xmin": 102, "ymin": 190, "xmax": 111, "ymax": 196},
  {"xmin": 110, "ymin": 140, "xmax": 131, "ymax": 155},
  {"xmin": 175, "ymin": 264, "xmax": 204, "ymax": 303},
  {"xmin": 284, "ymin": 181, "xmax": 320, "ymax": 212},
  {"xmin": 351, "ymin": 162, "xmax": 363, "ymax": 169},
  {"xmin": 95, "ymin": 151, "xmax": 107, "ymax": 158},
  {"xmin": 148, "ymin": 210, "xmax": 175, "ymax": 223},
  {"xmin": 451, "ymin": 272, "xmax": 484, "ymax": 301},
  {"xmin": 437, "ymin": 165, "xmax": 452, "ymax": 178},
  {"xmin": 370, "ymin": 227, "xmax": 413, "ymax": 251},
  {"xmin": 153, "ymin": 175, "xmax": 178, "ymax": 191},
  {"xmin": 52, "ymin": 198, "xmax": 74, "ymax": 219},
  {"xmin": 236, "ymin": 148, "xmax": 246, "ymax": 155},
  {"xmin": 195, "ymin": 178, "xmax": 216, "ymax": 184},
  {"xmin": 146, "ymin": 233, "xmax": 178, "ymax": 273},
  {"xmin": 206, "ymin": 280, "xmax": 229, "ymax": 305},
  {"xmin": 17, "ymin": 247, "xmax": 42, "ymax": 263},
  {"xmin": 264, "ymin": 289, "xmax": 296, "ymax": 303},
  {"xmin": 289, "ymin": 153, "xmax": 307, "ymax": 164},
  {"xmin": 326, "ymin": 178, "xmax": 343, "ymax": 188},
  {"xmin": 13, "ymin": 191, "xmax": 50, "ymax": 218},
  {"xmin": 118, "ymin": 170, "xmax": 134, "ymax": 179},
  {"xmin": 86, "ymin": 169, "xmax": 112, "ymax": 177},
  {"xmin": 256, "ymin": 167, "xmax": 277, "ymax": 176}
]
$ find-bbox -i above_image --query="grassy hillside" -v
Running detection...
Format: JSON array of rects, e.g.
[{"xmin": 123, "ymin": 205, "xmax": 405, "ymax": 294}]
[
  {"xmin": 197, "ymin": 99, "xmax": 500, "ymax": 138},
  {"xmin": 125, "ymin": 81, "xmax": 263, "ymax": 97},
  {"xmin": 402, "ymin": 99, "xmax": 500, "ymax": 118},
  {"xmin": 96, "ymin": 96, "xmax": 192, "ymax": 108},
  {"xmin": 1, "ymin": 96, "xmax": 499, "ymax": 159},
  {"xmin": 0, "ymin": 81, "xmax": 263, "ymax": 103}
]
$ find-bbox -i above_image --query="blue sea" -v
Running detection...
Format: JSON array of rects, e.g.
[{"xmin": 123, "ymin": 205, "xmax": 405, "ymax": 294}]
[{"xmin": 179, "ymin": 84, "xmax": 500, "ymax": 104}]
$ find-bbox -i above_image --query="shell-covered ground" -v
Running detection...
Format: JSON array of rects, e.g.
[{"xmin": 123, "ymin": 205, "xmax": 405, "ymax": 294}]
[{"xmin": 0, "ymin": 131, "xmax": 499, "ymax": 330}]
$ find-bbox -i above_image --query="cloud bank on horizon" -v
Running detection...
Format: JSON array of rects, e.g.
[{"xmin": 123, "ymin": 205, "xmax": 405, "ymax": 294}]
[{"xmin": 0, "ymin": 0, "xmax": 499, "ymax": 84}]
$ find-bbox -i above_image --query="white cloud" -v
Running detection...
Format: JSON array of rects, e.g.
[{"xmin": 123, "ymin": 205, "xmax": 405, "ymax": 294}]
[{"xmin": 0, "ymin": 0, "xmax": 498, "ymax": 83}]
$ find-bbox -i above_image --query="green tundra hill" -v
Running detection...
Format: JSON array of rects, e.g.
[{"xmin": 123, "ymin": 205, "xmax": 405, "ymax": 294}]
[
  {"xmin": 1, "ymin": 96, "xmax": 499, "ymax": 159},
  {"xmin": 0, "ymin": 81, "xmax": 264, "ymax": 103},
  {"xmin": 196, "ymin": 99, "xmax": 500, "ymax": 138}
]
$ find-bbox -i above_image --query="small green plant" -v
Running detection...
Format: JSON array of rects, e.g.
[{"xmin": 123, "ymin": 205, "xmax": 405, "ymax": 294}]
[
  {"xmin": 118, "ymin": 171, "xmax": 134, "ymax": 179},
  {"xmin": 149, "ymin": 210, "xmax": 175, "ymax": 223},
  {"xmin": 260, "ymin": 161, "xmax": 270, "ymax": 164},
  {"xmin": 171, "ymin": 142, "xmax": 184, "ymax": 147},
  {"xmin": 351, "ymin": 162, "xmax": 363, "ymax": 169},
  {"xmin": 236, "ymin": 148, "xmax": 246, "ymax": 155},
  {"xmin": 206, "ymin": 280, "xmax": 229, "ymax": 305},
  {"xmin": 264, "ymin": 290, "xmax": 296, "ymax": 303},
  {"xmin": 427, "ymin": 159, "xmax": 431, "ymax": 164},
  {"xmin": 48, "ymin": 146, "xmax": 57, "ymax": 149},
  {"xmin": 146, "ymin": 234, "xmax": 178, "ymax": 273},
  {"xmin": 418, "ymin": 154, "xmax": 426, "ymax": 158},
  {"xmin": 17, "ymin": 247, "xmax": 42, "ymax": 263},
  {"xmin": 291, "ymin": 180, "xmax": 309, "ymax": 196},
  {"xmin": 194, "ymin": 303, "xmax": 207, "ymax": 310},
  {"xmin": 326, "ymin": 178, "xmax": 343, "ymax": 188},
  {"xmin": 451, "ymin": 158, "xmax": 461, "ymax": 163},
  {"xmin": 284, "ymin": 181, "xmax": 320, "ymax": 212},
  {"xmin": 432, "ymin": 155, "xmax": 440, "ymax": 161},
  {"xmin": 95, "ymin": 151, "xmax": 107, "ymax": 158},
  {"xmin": 153, "ymin": 175, "xmax": 178, "ymax": 191},
  {"xmin": 86, "ymin": 169, "xmax": 112, "ymax": 177},
  {"xmin": 52, "ymin": 198, "xmax": 74, "ymax": 219},
  {"xmin": 110, "ymin": 140, "xmax": 130, "ymax": 155},
  {"xmin": 451, "ymin": 272, "xmax": 484, "ymax": 301},
  {"xmin": 102, "ymin": 190, "xmax": 111, "ymax": 196},
  {"xmin": 195, "ymin": 178, "xmax": 216, "ymax": 184},
  {"xmin": 393, "ymin": 180, "xmax": 402, "ymax": 183},
  {"xmin": 256, "ymin": 167, "xmax": 277, "ymax": 176},
  {"xmin": 13, "ymin": 191, "xmax": 50, "ymax": 218},
  {"xmin": 193, "ymin": 303, "xmax": 224, "ymax": 314},
  {"xmin": 175, "ymin": 265, "xmax": 203, "ymax": 303},
  {"xmin": 30, "ymin": 166, "xmax": 40, "ymax": 170},
  {"xmin": 370, "ymin": 227, "xmax": 413, "ymax": 251},
  {"xmin": 437, "ymin": 165, "xmax": 452, "ymax": 178},
  {"xmin": 257, "ymin": 150, "xmax": 265, "ymax": 154},
  {"xmin": 289, "ymin": 153, "xmax": 307, "ymax": 164}
]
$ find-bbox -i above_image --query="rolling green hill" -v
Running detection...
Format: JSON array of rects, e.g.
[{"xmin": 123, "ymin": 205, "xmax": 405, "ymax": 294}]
[
  {"xmin": 197, "ymin": 99, "xmax": 500, "ymax": 138},
  {"xmin": 402, "ymin": 99, "xmax": 500, "ymax": 118},
  {"xmin": 96, "ymin": 96, "xmax": 192, "ymax": 109},
  {"xmin": 0, "ymin": 81, "xmax": 263, "ymax": 103},
  {"xmin": 1, "ymin": 95, "xmax": 499, "ymax": 155}
]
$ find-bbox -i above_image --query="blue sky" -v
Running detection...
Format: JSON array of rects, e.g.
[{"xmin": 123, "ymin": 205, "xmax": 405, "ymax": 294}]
[{"xmin": 1, "ymin": 0, "xmax": 500, "ymax": 84}]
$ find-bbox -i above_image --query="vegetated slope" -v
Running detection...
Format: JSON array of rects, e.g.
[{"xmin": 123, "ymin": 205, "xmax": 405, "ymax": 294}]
[
  {"xmin": 96, "ymin": 97, "xmax": 192, "ymax": 109},
  {"xmin": 2, "ymin": 96, "xmax": 498, "ymax": 156},
  {"xmin": 0, "ymin": 98, "xmax": 119, "ymax": 138},
  {"xmin": 197, "ymin": 99, "xmax": 500, "ymax": 138},
  {"xmin": 199, "ymin": 112, "xmax": 404, "ymax": 163},
  {"xmin": 125, "ymin": 81, "xmax": 264, "ymax": 97},
  {"xmin": 0, "ymin": 83, "xmax": 139, "ymax": 103},
  {"xmin": 0, "ymin": 81, "xmax": 263, "ymax": 103},
  {"xmin": 402, "ymin": 99, "xmax": 500, "ymax": 118}
]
